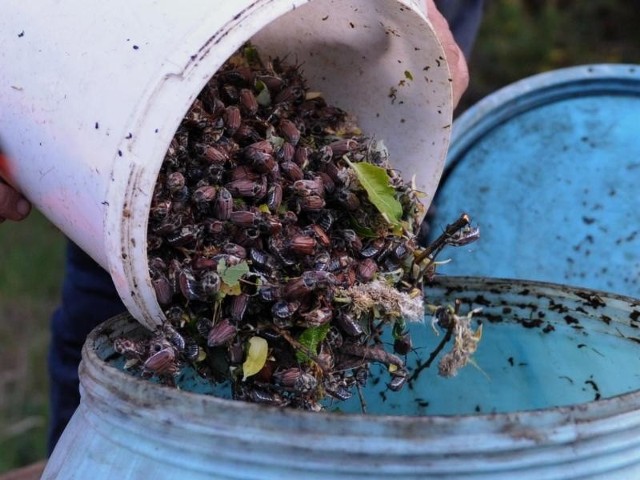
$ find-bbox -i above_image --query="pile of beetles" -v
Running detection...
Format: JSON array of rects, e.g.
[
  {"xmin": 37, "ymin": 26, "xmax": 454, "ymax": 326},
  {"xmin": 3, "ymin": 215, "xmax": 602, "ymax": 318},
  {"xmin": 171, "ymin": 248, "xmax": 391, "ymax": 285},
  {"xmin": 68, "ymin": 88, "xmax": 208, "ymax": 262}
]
[{"xmin": 113, "ymin": 44, "xmax": 478, "ymax": 410}]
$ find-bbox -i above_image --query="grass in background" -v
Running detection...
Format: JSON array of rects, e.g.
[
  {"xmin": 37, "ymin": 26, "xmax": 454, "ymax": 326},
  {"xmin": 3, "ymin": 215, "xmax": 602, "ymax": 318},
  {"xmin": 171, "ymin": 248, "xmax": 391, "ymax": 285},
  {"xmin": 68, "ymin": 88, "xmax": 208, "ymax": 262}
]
[
  {"xmin": 1, "ymin": 0, "xmax": 640, "ymax": 473},
  {"xmin": 0, "ymin": 211, "xmax": 65, "ymax": 472},
  {"xmin": 462, "ymin": 0, "xmax": 640, "ymax": 109}
]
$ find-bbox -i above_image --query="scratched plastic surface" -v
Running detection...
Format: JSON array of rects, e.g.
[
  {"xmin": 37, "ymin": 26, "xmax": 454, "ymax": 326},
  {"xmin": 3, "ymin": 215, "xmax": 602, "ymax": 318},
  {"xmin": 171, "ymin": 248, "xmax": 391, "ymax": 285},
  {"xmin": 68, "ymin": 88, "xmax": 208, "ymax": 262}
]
[
  {"xmin": 43, "ymin": 277, "xmax": 640, "ymax": 479},
  {"xmin": 430, "ymin": 65, "xmax": 640, "ymax": 298}
]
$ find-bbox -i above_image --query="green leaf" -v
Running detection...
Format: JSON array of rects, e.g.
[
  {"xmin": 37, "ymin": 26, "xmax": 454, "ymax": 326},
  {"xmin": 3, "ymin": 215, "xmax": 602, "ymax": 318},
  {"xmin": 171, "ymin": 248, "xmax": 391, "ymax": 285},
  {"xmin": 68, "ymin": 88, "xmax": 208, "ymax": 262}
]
[
  {"xmin": 345, "ymin": 159, "xmax": 403, "ymax": 226},
  {"xmin": 296, "ymin": 323, "xmax": 331, "ymax": 363},
  {"xmin": 217, "ymin": 258, "xmax": 250, "ymax": 288},
  {"xmin": 242, "ymin": 44, "xmax": 261, "ymax": 67},
  {"xmin": 265, "ymin": 127, "xmax": 284, "ymax": 148},
  {"xmin": 242, "ymin": 336, "xmax": 268, "ymax": 381},
  {"xmin": 347, "ymin": 213, "xmax": 378, "ymax": 238},
  {"xmin": 255, "ymin": 80, "xmax": 272, "ymax": 106}
]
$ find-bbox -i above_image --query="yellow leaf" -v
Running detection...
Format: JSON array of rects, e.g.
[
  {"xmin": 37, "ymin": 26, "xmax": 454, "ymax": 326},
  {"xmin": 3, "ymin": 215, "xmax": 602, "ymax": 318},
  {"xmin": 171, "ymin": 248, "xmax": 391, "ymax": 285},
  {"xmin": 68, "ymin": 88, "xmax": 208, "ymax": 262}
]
[
  {"xmin": 197, "ymin": 349, "xmax": 207, "ymax": 363},
  {"xmin": 220, "ymin": 282, "xmax": 242, "ymax": 296},
  {"xmin": 242, "ymin": 336, "xmax": 268, "ymax": 381}
]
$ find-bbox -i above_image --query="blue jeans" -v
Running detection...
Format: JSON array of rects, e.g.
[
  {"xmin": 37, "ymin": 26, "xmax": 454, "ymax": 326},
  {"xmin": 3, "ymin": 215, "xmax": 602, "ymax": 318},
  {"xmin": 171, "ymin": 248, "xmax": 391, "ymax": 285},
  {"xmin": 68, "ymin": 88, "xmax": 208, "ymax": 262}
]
[
  {"xmin": 46, "ymin": 1, "xmax": 485, "ymax": 454},
  {"xmin": 435, "ymin": 0, "xmax": 485, "ymax": 59}
]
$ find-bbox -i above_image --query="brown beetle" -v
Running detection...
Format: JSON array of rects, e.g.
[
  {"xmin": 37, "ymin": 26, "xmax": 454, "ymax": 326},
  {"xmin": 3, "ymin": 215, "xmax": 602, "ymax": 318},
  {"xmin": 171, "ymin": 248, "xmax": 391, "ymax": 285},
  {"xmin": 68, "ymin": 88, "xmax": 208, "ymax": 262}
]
[
  {"xmin": 292, "ymin": 177, "xmax": 324, "ymax": 197},
  {"xmin": 229, "ymin": 209, "xmax": 257, "ymax": 228},
  {"xmin": 276, "ymin": 142, "xmax": 295, "ymax": 163},
  {"xmin": 201, "ymin": 145, "xmax": 229, "ymax": 165},
  {"xmin": 166, "ymin": 225, "xmax": 201, "ymax": 248},
  {"xmin": 280, "ymin": 161, "xmax": 304, "ymax": 182},
  {"xmin": 335, "ymin": 311, "xmax": 364, "ymax": 337},
  {"xmin": 278, "ymin": 119, "xmax": 301, "ymax": 146},
  {"xmin": 229, "ymin": 293, "xmax": 250, "ymax": 323},
  {"xmin": 256, "ymin": 74, "xmax": 284, "ymax": 93},
  {"xmin": 144, "ymin": 338, "xmax": 178, "ymax": 376},
  {"xmin": 192, "ymin": 185, "xmax": 217, "ymax": 204},
  {"xmin": 356, "ymin": 258, "xmax": 378, "ymax": 283},
  {"xmin": 293, "ymin": 145, "xmax": 310, "ymax": 168},
  {"xmin": 286, "ymin": 234, "xmax": 317, "ymax": 256},
  {"xmin": 239, "ymin": 88, "xmax": 259, "ymax": 116},
  {"xmin": 299, "ymin": 307, "xmax": 333, "ymax": 327},
  {"xmin": 166, "ymin": 171, "xmax": 186, "ymax": 193},
  {"xmin": 225, "ymin": 178, "xmax": 267, "ymax": 200},
  {"xmin": 266, "ymin": 183, "xmax": 283, "ymax": 212},
  {"xmin": 297, "ymin": 194, "xmax": 326, "ymax": 212},
  {"xmin": 151, "ymin": 272, "xmax": 174, "ymax": 306},
  {"xmin": 114, "ymin": 338, "xmax": 147, "ymax": 360},
  {"xmin": 207, "ymin": 318, "xmax": 237, "ymax": 347}
]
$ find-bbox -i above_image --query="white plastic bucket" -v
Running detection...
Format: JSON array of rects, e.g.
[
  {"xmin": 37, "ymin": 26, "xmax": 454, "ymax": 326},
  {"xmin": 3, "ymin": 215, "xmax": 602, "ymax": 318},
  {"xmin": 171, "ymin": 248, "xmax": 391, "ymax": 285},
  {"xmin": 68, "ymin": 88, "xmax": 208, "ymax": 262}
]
[{"xmin": 0, "ymin": 0, "xmax": 453, "ymax": 330}]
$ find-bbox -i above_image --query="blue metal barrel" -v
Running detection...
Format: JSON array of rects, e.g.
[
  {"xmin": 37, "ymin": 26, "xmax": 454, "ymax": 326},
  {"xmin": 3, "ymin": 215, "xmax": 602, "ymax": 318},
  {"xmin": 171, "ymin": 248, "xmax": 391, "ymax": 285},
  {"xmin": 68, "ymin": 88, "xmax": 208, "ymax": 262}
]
[
  {"xmin": 43, "ymin": 276, "xmax": 640, "ymax": 479},
  {"xmin": 429, "ymin": 64, "xmax": 640, "ymax": 297}
]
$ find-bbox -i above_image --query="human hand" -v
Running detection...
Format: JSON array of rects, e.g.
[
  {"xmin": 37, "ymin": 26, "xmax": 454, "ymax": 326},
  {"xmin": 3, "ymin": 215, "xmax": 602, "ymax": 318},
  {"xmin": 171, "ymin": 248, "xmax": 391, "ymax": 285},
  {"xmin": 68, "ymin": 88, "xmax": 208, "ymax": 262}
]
[
  {"xmin": 0, "ymin": 179, "xmax": 31, "ymax": 223},
  {"xmin": 424, "ymin": 0, "xmax": 470, "ymax": 108}
]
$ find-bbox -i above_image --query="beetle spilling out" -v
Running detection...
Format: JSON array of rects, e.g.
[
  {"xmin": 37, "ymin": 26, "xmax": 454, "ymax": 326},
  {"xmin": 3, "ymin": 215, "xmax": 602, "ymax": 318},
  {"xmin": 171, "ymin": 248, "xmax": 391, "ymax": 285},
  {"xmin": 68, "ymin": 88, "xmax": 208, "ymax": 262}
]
[{"xmin": 113, "ymin": 44, "xmax": 479, "ymax": 411}]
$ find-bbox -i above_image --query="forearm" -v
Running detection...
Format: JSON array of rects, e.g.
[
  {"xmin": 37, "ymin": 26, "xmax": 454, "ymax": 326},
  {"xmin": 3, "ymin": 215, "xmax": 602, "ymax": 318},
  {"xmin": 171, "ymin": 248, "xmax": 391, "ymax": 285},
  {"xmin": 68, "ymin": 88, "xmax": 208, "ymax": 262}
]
[{"xmin": 424, "ymin": 0, "xmax": 470, "ymax": 108}]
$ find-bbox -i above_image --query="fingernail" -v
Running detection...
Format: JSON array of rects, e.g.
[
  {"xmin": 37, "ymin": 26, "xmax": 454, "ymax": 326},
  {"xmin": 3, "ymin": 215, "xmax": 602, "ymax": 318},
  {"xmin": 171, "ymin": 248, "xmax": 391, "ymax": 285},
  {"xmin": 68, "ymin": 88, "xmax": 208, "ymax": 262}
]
[{"xmin": 16, "ymin": 198, "xmax": 30, "ymax": 216}]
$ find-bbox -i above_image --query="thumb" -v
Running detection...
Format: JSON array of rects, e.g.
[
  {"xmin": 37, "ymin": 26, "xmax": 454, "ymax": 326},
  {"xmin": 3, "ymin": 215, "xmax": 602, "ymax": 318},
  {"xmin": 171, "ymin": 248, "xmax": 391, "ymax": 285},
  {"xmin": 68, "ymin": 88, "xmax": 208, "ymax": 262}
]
[{"xmin": 0, "ymin": 181, "xmax": 31, "ymax": 222}]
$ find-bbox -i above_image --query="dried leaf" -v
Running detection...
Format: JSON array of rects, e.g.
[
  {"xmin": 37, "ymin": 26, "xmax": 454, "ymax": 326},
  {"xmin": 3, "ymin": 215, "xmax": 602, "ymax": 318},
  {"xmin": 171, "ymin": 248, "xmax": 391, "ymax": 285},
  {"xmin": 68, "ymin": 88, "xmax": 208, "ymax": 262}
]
[
  {"xmin": 345, "ymin": 159, "xmax": 402, "ymax": 226},
  {"xmin": 305, "ymin": 91, "xmax": 323, "ymax": 100},
  {"xmin": 242, "ymin": 336, "xmax": 268, "ymax": 381}
]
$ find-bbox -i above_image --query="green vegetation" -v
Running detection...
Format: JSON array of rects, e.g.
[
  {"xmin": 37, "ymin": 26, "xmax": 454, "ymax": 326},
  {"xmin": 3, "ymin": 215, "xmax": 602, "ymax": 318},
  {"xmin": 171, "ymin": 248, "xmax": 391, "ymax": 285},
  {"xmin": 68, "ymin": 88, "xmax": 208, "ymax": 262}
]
[
  {"xmin": 1, "ymin": 0, "xmax": 639, "ymax": 473},
  {"xmin": 462, "ymin": 0, "xmax": 640, "ymax": 110},
  {"xmin": 0, "ymin": 211, "xmax": 65, "ymax": 471}
]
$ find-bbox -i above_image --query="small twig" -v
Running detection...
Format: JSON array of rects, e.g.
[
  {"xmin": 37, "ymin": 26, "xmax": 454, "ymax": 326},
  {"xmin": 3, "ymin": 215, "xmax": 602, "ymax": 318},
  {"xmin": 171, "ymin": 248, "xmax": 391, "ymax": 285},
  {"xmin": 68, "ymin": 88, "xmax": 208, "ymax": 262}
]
[
  {"xmin": 414, "ymin": 213, "xmax": 471, "ymax": 264},
  {"xmin": 407, "ymin": 323, "xmax": 454, "ymax": 383},
  {"xmin": 339, "ymin": 343, "xmax": 404, "ymax": 368},
  {"xmin": 271, "ymin": 326, "xmax": 331, "ymax": 373},
  {"xmin": 356, "ymin": 383, "xmax": 368, "ymax": 414}
]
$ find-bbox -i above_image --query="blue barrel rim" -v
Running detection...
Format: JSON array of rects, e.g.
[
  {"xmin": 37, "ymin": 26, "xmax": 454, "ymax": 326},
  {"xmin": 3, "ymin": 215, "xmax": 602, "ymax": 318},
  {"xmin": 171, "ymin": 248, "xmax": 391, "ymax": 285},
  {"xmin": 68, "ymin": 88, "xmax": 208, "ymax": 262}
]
[
  {"xmin": 444, "ymin": 63, "xmax": 640, "ymax": 183},
  {"xmin": 85, "ymin": 275, "xmax": 640, "ymax": 426},
  {"xmin": 69, "ymin": 275, "xmax": 640, "ymax": 478}
]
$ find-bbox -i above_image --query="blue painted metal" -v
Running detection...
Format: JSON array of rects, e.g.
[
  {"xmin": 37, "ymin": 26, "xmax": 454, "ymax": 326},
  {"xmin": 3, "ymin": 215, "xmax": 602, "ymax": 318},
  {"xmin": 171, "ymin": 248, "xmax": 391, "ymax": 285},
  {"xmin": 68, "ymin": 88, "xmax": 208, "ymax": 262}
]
[
  {"xmin": 429, "ymin": 64, "xmax": 640, "ymax": 297},
  {"xmin": 43, "ymin": 277, "xmax": 640, "ymax": 479}
]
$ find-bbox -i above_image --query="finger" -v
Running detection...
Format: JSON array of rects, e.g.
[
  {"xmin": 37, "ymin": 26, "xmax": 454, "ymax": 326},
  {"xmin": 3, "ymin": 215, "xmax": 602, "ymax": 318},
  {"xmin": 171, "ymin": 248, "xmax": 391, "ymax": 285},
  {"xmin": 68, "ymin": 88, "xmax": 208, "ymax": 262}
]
[
  {"xmin": 0, "ymin": 182, "xmax": 31, "ymax": 221},
  {"xmin": 450, "ymin": 45, "xmax": 469, "ymax": 107}
]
